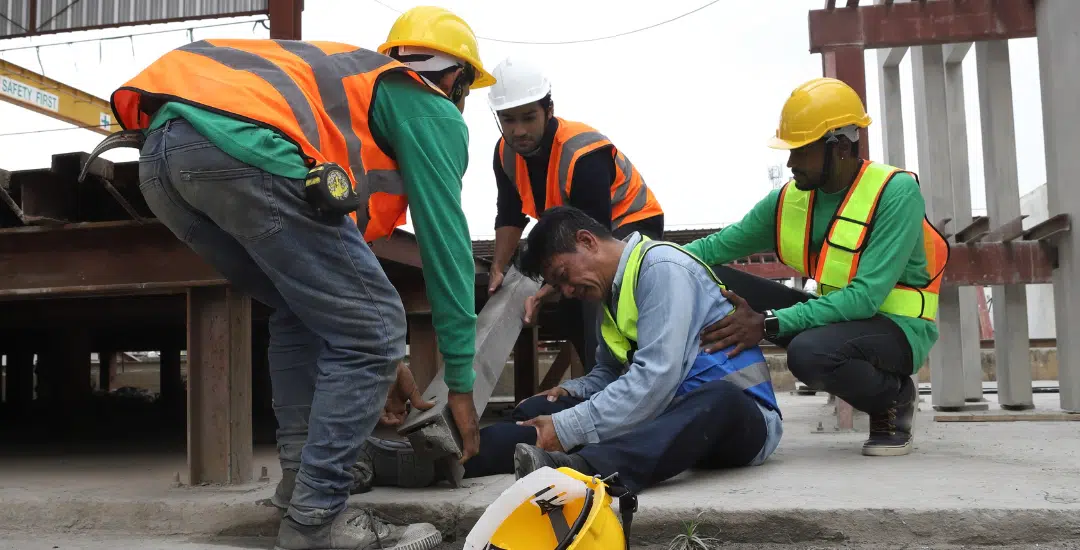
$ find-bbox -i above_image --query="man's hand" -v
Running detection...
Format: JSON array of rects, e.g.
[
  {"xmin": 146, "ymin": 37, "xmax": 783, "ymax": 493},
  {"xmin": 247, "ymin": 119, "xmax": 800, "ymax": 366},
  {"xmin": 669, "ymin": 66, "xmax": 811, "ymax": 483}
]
[
  {"xmin": 524, "ymin": 284, "xmax": 558, "ymax": 325},
  {"xmin": 518, "ymin": 415, "xmax": 564, "ymax": 452},
  {"xmin": 700, "ymin": 288, "xmax": 765, "ymax": 357},
  {"xmin": 380, "ymin": 362, "xmax": 435, "ymax": 427},
  {"xmin": 488, "ymin": 265, "xmax": 505, "ymax": 296},
  {"xmin": 517, "ymin": 386, "xmax": 568, "ymax": 407},
  {"xmin": 447, "ymin": 391, "xmax": 480, "ymax": 463}
]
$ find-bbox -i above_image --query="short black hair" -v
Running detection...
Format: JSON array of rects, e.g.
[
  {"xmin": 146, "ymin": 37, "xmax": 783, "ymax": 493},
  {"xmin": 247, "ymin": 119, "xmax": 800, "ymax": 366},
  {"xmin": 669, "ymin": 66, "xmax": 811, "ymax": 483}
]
[{"xmin": 519, "ymin": 206, "xmax": 612, "ymax": 281}]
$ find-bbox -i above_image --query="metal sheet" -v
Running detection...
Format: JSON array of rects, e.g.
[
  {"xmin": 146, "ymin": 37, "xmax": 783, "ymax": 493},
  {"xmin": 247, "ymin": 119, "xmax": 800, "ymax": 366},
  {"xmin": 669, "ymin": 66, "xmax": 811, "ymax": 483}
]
[{"xmin": 0, "ymin": 0, "xmax": 269, "ymax": 38}]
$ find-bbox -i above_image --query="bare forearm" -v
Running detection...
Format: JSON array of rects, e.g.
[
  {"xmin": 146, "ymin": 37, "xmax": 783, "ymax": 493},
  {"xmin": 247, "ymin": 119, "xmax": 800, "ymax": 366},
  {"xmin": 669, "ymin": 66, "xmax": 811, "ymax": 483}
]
[{"xmin": 492, "ymin": 226, "xmax": 524, "ymax": 272}]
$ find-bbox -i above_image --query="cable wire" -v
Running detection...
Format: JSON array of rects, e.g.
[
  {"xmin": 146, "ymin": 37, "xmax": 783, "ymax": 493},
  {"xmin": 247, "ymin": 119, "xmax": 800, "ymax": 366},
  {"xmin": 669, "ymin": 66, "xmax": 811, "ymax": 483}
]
[
  {"xmin": 370, "ymin": 0, "xmax": 720, "ymax": 45},
  {"xmin": 0, "ymin": 123, "xmax": 114, "ymax": 137}
]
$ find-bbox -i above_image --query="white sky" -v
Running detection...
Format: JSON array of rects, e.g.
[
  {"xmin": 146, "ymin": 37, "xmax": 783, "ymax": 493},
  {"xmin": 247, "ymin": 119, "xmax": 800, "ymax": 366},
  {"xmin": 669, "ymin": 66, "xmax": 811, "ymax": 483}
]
[{"xmin": 0, "ymin": 0, "xmax": 1049, "ymax": 239}]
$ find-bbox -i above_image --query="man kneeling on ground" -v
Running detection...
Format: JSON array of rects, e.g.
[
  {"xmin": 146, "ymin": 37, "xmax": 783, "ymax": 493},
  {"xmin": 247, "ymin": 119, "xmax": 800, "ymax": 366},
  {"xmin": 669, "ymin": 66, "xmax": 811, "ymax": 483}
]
[{"xmin": 464, "ymin": 206, "xmax": 783, "ymax": 493}]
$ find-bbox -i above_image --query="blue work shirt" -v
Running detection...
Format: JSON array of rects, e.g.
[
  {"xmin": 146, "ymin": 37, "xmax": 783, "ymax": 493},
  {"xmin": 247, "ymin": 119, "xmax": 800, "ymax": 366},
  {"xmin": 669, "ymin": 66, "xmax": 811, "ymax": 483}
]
[{"xmin": 552, "ymin": 232, "xmax": 783, "ymax": 466}]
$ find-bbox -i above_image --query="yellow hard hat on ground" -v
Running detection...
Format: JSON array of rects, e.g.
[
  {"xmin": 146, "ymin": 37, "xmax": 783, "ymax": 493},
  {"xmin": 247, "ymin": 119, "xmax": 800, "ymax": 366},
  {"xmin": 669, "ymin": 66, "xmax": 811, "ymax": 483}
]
[
  {"xmin": 464, "ymin": 467, "xmax": 637, "ymax": 550},
  {"xmin": 378, "ymin": 5, "xmax": 496, "ymax": 89},
  {"xmin": 767, "ymin": 77, "xmax": 872, "ymax": 150}
]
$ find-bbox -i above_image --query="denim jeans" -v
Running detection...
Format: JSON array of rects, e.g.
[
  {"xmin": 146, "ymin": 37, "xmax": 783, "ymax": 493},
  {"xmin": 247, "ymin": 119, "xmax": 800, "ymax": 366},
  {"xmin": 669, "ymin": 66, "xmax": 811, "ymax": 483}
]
[{"xmin": 138, "ymin": 119, "xmax": 406, "ymax": 526}]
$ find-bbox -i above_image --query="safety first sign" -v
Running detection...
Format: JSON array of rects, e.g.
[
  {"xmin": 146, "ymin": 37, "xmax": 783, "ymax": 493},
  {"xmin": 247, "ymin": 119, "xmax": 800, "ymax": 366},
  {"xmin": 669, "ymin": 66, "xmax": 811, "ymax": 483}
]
[{"xmin": 1, "ymin": 75, "xmax": 60, "ymax": 112}]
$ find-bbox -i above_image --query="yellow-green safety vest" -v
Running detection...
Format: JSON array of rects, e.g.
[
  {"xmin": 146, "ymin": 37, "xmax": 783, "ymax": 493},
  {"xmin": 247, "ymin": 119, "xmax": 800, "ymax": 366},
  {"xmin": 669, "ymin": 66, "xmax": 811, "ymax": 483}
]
[{"xmin": 775, "ymin": 161, "xmax": 950, "ymax": 322}]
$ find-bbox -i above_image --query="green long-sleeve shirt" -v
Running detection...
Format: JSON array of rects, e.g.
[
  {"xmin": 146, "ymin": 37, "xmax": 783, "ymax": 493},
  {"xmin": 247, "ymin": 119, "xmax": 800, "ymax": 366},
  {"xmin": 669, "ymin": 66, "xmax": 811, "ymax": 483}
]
[
  {"xmin": 147, "ymin": 73, "xmax": 477, "ymax": 392},
  {"xmin": 683, "ymin": 170, "xmax": 938, "ymax": 372}
]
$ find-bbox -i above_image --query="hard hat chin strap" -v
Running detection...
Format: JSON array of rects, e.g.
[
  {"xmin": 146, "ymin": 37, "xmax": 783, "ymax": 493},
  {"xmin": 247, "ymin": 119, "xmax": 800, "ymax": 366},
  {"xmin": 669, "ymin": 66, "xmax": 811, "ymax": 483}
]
[{"xmin": 600, "ymin": 474, "xmax": 639, "ymax": 550}]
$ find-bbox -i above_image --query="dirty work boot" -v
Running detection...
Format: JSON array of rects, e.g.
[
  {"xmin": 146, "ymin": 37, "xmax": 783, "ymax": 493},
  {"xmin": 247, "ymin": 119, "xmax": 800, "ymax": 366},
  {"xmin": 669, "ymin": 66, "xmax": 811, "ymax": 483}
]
[
  {"xmin": 274, "ymin": 507, "xmax": 441, "ymax": 550},
  {"xmin": 271, "ymin": 468, "xmax": 297, "ymax": 511},
  {"xmin": 513, "ymin": 444, "xmax": 594, "ymax": 480},
  {"xmin": 862, "ymin": 376, "xmax": 918, "ymax": 457},
  {"xmin": 360, "ymin": 437, "xmax": 437, "ymax": 488},
  {"xmin": 271, "ymin": 465, "xmax": 371, "ymax": 512}
]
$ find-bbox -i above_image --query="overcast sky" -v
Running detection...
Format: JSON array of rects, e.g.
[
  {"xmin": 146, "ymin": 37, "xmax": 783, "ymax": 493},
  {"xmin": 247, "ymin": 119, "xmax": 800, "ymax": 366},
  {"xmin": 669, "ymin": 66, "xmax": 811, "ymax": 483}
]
[{"xmin": 0, "ymin": 0, "xmax": 1050, "ymax": 239}]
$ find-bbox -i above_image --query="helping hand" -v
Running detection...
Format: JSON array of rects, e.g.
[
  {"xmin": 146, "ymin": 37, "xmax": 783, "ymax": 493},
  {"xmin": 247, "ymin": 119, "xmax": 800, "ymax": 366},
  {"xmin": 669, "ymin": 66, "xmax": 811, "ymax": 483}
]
[
  {"xmin": 379, "ymin": 362, "xmax": 435, "ymax": 427},
  {"xmin": 447, "ymin": 391, "xmax": 481, "ymax": 464},
  {"xmin": 700, "ymin": 288, "xmax": 765, "ymax": 357}
]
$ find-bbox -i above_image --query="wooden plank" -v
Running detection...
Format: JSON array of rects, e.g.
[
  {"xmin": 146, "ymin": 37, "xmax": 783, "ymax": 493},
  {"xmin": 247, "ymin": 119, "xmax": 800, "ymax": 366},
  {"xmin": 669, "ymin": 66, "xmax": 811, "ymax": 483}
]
[
  {"xmin": 187, "ymin": 286, "xmax": 252, "ymax": 485},
  {"xmin": 935, "ymin": 413, "xmax": 1080, "ymax": 422}
]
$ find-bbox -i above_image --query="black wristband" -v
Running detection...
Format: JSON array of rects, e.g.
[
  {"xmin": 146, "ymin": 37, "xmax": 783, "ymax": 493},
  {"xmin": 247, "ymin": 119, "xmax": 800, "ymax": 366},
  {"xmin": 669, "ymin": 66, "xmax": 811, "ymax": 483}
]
[{"xmin": 763, "ymin": 309, "xmax": 780, "ymax": 339}]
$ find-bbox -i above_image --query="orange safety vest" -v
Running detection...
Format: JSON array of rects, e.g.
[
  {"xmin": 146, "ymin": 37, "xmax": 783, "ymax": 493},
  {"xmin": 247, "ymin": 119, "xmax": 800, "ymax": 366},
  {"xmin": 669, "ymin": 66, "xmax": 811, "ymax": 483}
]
[
  {"xmin": 774, "ymin": 161, "xmax": 950, "ymax": 321},
  {"xmin": 112, "ymin": 38, "xmax": 449, "ymax": 243},
  {"xmin": 497, "ymin": 117, "xmax": 663, "ymax": 229}
]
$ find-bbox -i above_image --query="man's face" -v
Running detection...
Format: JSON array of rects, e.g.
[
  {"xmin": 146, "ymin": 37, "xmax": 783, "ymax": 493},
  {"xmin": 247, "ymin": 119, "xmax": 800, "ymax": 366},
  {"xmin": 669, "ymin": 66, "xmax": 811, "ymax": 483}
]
[
  {"xmin": 542, "ymin": 232, "xmax": 609, "ymax": 302},
  {"xmin": 787, "ymin": 139, "xmax": 827, "ymax": 190},
  {"xmin": 497, "ymin": 102, "xmax": 548, "ymax": 154}
]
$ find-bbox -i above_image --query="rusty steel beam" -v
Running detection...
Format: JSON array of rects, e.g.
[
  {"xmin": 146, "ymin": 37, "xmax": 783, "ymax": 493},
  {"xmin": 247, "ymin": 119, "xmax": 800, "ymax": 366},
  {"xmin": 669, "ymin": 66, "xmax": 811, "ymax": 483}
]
[
  {"xmin": 943, "ymin": 241, "xmax": 1056, "ymax": 286},
  {"xmin": 809, "ymin": 0, "xmax": 1037, "ymax": 53},
  {"xmin": 822, "ymin": 45, "xmax": 871, "ymax": 159},
  {"xmin": 269, "ymin": 0, "xmax": 304, "ymax": 40}
]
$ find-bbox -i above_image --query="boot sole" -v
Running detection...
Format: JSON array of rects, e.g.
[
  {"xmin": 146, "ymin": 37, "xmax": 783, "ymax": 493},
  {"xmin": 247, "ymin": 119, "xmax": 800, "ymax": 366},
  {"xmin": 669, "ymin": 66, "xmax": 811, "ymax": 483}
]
[
  {"xmin": 272, "ymin": 530, "xmax": 442, "ymax": 550},
  {"xmin": 862, "ymin": 439, "xmax": 913, "ymax": 456},
  {"xmin": 513, "ymin": 444, "xmax": 542, "ymax": 480},
  {"xmin": 364, "ymin": 438, "xmax": 436, "ymax": 489}
]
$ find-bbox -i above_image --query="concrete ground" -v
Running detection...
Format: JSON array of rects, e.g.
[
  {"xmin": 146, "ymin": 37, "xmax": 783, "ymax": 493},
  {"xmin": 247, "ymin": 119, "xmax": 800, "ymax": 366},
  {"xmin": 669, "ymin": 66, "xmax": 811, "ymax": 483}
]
[{"xmin": 0, "ymin": 392, "xmax": 1077, "ymax": 547}]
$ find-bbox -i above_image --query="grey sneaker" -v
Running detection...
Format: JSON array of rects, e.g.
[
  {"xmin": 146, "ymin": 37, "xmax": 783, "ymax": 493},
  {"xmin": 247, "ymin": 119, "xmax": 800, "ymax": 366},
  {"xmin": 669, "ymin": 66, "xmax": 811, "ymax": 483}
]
[
  {"xmin": 274, "ymin": 507, "xmax": 441, "ymax": 550},
  {"xmin": 513, "ymin": 444, "xmax": 594, "ymax": 480},
  {"xmin": 361, "ymin": 437, "xmax": 437, "ymax": 488}
]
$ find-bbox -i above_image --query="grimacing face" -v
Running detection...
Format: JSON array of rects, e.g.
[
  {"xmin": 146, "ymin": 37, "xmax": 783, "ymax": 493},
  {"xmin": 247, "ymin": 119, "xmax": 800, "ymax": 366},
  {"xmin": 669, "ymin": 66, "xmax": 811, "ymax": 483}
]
[
  {"xmin": 541, "ymin": 233, "xmax": 608, "ymax": 302},
  {"xmin": 497, "ymin": 102, "xmax": 548, "ymax": 154}
]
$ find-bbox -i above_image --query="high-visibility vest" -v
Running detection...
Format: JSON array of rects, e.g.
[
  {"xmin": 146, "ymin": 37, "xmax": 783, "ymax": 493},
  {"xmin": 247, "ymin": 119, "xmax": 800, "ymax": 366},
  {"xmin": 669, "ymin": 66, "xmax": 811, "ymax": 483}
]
[
  {"xmin": 775, "ymin": 161, "xmax": 950, "ymax": 321},
  {"xmin": 497, "ymin": 117, "xmax": 663, "ymax": 229},
  {"xmin": 599, "ymin": 237, "xmax": 779, "ymax": 412},
  {"xmin": 111, "ymin": 38, "xmax": 450, "ymax": 243}
]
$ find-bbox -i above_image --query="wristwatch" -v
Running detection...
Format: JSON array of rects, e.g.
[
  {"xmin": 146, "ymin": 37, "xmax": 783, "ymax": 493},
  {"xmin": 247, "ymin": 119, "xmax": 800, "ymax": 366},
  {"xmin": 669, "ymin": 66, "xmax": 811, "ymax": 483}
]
[{"xmin": 763, "ymin": 309, "xmax": 780, "ymax": 339}]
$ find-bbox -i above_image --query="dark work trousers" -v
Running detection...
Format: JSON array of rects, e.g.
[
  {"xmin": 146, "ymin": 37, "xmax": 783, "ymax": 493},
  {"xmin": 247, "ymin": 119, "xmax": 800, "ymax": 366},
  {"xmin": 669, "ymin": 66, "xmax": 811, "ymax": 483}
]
[
  {"xmin": 712, "ymin": 266, "xmax": 914, "ymax": 415},
  {"xmin": 463, "ymin": 380, "xmax": 767, "ymax": 494},
  {"xmin": 463, "ymin": 394, "xmax": 585, "ymax": 479},
  {"xmin": 559, "ymin": 216, "xmax": 665, "ymax": 373}
]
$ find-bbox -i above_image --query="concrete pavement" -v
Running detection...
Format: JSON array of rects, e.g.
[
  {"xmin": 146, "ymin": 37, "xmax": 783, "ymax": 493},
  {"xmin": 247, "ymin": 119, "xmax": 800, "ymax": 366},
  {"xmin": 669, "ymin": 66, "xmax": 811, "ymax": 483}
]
[{"xmin": 0, "ymin": 392, "xmax": 1077, "ymax": 546}]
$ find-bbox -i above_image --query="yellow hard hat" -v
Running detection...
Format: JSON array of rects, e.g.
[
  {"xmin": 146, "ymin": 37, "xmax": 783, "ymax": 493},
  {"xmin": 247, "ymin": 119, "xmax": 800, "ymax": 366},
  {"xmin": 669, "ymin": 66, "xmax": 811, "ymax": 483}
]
[
  {"xmin": 767, "ymin": 77, "xmax": 872, "ymax": 150},
  {"xmin": 378, "ymin": 5, "xmax": 496, "ymax": 89},
  {"xmin": 464, "ymin": 467, "xmax": 633, "ymax": 550}
]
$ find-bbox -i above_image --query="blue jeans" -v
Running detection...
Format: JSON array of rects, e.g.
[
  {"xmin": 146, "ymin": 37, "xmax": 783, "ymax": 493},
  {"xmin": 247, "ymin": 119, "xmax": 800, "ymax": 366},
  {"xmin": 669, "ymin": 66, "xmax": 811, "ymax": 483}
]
[{"xmin": 138, "ymin": 119, "xmax": 406, "ymax": 525}]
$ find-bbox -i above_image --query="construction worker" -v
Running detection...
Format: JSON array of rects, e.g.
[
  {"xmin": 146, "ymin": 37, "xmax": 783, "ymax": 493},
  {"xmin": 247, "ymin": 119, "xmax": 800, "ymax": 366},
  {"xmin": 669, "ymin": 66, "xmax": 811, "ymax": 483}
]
[
  {"xmin": 484, "ymin": 56, "xmax": 665, "ymax": 373},
  {"xmin": 466, "ymin": 206, "xmax": 782, "ymax": 493},
  {"xmin": 687, "ymin": 77, "xmax": 949, "ymax": 457},
  {"xmin": 103, "ymin": 6, "xmax": 494, "ymax": 549}
]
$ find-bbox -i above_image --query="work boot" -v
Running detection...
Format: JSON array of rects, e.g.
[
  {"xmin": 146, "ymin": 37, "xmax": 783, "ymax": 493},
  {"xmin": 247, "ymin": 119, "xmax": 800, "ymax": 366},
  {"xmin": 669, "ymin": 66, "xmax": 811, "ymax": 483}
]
[
  {"xmin": 271, "ymin": 463, "xmax": 372, "ymax": 512},
  {"xmin": 361, "ymin": 437, "xmax": 437, "ymax": 488},
  {"xmin": 862, "ymin": 376, "xmax": 918, "ymax": 457},
  {"xmin": 274, "ymin": 507, "xmax": 441, "ymax": 550},
  {"xmin": 513, "ymin": 444, "xmax": 594, "ymax": 480}
]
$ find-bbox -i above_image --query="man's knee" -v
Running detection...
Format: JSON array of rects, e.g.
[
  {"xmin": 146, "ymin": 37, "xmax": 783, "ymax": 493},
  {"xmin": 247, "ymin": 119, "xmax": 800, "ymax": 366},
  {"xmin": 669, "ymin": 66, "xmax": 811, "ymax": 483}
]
[
  {"xmin": 786, "ymin": 332, "xmax": 833, "ymax": 388},
  {"xmin": 512, "ymin": 394, "xmax": 579, "ymax": 420}
]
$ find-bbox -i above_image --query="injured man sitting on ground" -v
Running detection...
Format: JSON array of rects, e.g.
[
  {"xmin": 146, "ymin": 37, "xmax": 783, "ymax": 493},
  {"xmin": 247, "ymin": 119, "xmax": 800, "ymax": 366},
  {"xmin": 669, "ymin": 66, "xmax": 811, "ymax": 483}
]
[{"xmin": 462, "ymin": 205, "xmax": 784, "ymax": 493}]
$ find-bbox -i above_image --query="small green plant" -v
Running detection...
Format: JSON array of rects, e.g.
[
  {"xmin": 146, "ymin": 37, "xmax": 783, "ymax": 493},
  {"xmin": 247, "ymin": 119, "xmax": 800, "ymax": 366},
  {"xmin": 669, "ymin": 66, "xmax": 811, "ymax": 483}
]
[{"xmin": 666, "ymin": 511, "xmax": 720, "ymax": 550}]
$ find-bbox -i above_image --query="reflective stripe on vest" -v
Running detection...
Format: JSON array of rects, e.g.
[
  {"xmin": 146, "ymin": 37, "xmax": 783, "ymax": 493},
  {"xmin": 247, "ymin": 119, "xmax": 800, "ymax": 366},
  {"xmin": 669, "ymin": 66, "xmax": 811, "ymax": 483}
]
[
  {"xmin": 498, "ymin": 117, "xmax": 663, "ymax": 229},
  {"xmin": 599, "ymin": 237, "xmax": 780, "ymax": 412},
  {"xmin": 111, "ymin": 38, "xmax": 448, "ymax": 243},
  {"xmin": 774, "ymin": 161, "xmax": 951, "ymax": 321}
]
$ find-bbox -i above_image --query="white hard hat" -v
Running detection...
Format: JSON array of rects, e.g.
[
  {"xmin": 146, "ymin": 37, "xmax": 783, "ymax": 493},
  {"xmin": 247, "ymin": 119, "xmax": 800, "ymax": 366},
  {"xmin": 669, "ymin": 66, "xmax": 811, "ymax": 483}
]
[{"xmin": 487, "ymin": 56, "xmax": 551, "ymax": 112}]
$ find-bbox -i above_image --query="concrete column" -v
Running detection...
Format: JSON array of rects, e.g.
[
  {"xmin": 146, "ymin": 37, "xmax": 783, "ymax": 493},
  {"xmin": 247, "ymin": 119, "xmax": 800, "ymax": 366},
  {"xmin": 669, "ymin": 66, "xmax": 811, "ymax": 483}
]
[
  {"xmin": 912, "ymin": 45, "xmax": 971, "ymax": 411},
  {"xmin": 1035, "ymin": 0, "xmax": 1080, "ymax": 412},
  {"xmin": 976, "ymin": 40, "xmax": 1034, "ymax": 410},
  {"xmin": 943, "ymin": 46, "xmax": 987, "ymax": 403}
]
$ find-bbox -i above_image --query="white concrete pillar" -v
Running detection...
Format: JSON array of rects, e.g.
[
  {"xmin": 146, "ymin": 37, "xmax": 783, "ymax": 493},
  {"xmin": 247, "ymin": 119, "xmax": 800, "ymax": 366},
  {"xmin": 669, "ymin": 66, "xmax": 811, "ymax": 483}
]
[
  {"xmin": 942, "ymin": 45, "xmax": 987, "ymax": 403},
  {"xmin": 1035, "ymin": 0, "xmax": 1080, "ymax": 412},
  {"xmin": 912, "ymin": 45, "xmax": 971, "ymax": 411},
  {"xmin": 976, "ymin": 40, "xmax": 1035, "ymax": 410}
]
